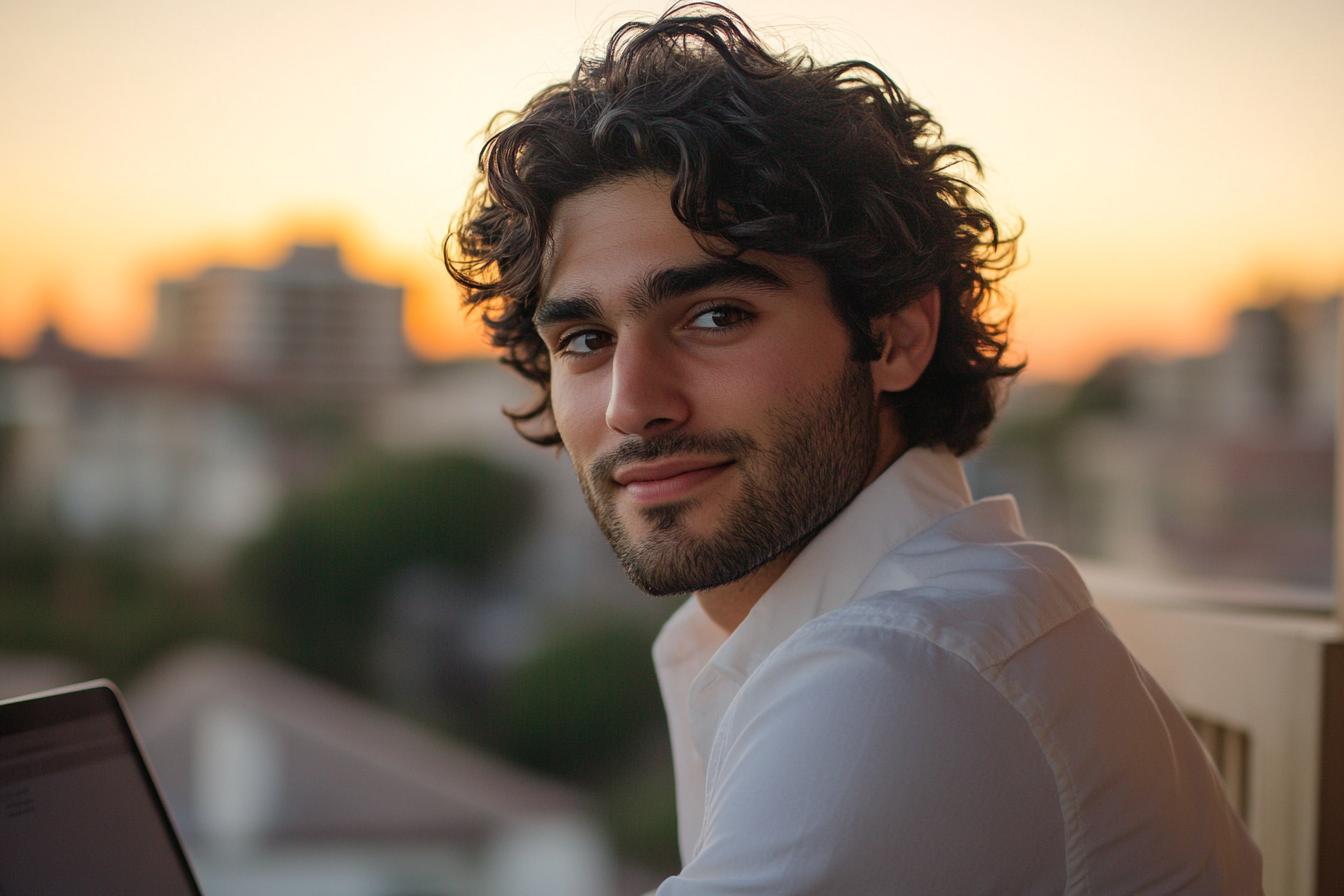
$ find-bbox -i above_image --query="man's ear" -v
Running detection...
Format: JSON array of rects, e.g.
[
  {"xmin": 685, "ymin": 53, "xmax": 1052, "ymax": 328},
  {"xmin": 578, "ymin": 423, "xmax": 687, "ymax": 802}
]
[{"xmin": 870, "ymin": 288, "xmax": 940, "ymax": 394}]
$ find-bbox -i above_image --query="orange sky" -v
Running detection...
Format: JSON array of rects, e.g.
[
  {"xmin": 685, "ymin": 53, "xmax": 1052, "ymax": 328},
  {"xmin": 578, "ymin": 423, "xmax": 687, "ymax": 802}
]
[{"xmin": 2, "ymin": 0, "xmax": 1341, "ymax": 379}]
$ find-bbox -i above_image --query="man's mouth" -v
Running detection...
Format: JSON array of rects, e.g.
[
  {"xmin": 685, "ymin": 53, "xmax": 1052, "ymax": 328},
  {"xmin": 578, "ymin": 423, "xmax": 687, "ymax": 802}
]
[{"xmin": 612, "ymin": 458, "xmax": 735, "ymax": 505}]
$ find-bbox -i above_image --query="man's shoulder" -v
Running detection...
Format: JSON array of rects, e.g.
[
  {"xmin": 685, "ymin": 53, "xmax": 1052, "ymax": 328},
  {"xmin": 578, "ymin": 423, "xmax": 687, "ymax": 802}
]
[
  {"xmin": 800, "ymin": 495, "xmax": 1095, "ymax": 672},
  {"xmin": 735, "ymin": 496, "xmax": 1105, "ymax": 747},
  {"xmin": 738, "ymin": 506, "xmax": 1262, "ymax": 894}
]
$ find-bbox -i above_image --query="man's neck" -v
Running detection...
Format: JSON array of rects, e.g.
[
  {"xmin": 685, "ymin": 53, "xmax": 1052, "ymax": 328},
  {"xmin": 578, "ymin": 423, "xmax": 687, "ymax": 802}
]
[
  {"xmin": 696, "ymin": 433, "xmax": 910, "ymax": 633},
  {"xmin": 694, "ymin": 542, "xmax": 808, "ymax": 634},
  {"xmin": 693, "ymin": 407, "xmax": 911, "ymax": 634}
]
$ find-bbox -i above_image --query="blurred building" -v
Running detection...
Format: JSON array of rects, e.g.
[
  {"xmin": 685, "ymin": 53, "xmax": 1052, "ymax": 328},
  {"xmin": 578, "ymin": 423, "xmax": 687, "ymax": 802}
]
[
  {"xmin": 0, "ymin": 243, "xmax": 638, "ymax": 593},
  {"xmin": 1130, "ymin": 299, "xmax": 1337, "ymax": 437},
  {"xmin": 0, "ymin": 329, "xmax": 281, "ymax": 568},
  {"xmin": 0, "ymin": 244, "xmax": 649, "ymax": 738},
  {"xmin": 130, "ymin": 644, "xmax": 615, "ymax": 896},
  {"xmin": 152, "ymin": 244, "xmax": 410, "ymax": 398},
  {"xmin": 971, "ymin": 293, "xmax": 1338, "ymax": 586},
  {"xmin": 0, "ymin": 244, "xmax": 410, "ymax": 568}
]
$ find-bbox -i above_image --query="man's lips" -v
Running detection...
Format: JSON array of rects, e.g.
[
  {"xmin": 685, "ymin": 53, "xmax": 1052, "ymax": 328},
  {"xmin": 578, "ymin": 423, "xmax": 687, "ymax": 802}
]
[{"xmin": 613, "ymin": 457, "xmax": 735, "ymax": 505}]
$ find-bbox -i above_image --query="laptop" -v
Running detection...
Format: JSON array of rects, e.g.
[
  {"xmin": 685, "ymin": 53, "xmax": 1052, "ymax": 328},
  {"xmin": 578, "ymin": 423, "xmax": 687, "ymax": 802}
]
[{"xmin": 0, "ymin": 680, "xmax": 203, "ymax": 895}]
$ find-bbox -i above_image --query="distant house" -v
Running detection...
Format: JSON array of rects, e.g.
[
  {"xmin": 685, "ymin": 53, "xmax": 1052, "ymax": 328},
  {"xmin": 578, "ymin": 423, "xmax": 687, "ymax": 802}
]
[
  {"xmin": 0, "ymin": 328, "xmax": 282, "ymax": 568},
  {"xmin": 128, "ymin": 644, "xmax": 615, "ymax": 896}
]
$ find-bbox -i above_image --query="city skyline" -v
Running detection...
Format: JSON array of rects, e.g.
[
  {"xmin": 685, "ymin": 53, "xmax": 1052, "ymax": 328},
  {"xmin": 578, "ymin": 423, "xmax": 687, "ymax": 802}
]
[{"xmin": 2, "ymin": 0, "xmax": 1341, "ymax": 379}]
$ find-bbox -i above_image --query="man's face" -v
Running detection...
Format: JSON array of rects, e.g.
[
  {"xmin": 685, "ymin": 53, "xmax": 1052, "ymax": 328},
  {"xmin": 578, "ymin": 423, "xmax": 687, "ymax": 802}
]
[{"xmin": 535, "ymin": 176, "xmax": 885, "ymax": 596}]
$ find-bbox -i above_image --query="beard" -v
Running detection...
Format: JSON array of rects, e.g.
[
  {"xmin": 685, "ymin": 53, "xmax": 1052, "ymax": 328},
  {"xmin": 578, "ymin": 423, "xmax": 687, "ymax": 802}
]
[{"xmin": 574, "ymin": 361, "xmax": 880, "ymax": 596}]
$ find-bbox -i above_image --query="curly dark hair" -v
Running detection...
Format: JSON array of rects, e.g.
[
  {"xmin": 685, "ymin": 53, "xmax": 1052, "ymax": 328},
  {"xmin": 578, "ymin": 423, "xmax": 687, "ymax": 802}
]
[{"xmin": 444, "ymin": 3, "xmax": 1021, "ymax": 454}]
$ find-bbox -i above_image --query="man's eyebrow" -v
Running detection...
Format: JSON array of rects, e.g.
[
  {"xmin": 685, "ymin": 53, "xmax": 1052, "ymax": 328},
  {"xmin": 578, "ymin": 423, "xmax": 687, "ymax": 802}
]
[
  {"xmin": 533, "ymin": 294, "xmax": 603, "ymax": 330},
  {"xmin": 533, "ymin": 258, "xmax": 789, "ymax": 330},
  {"xmin": 633, "ymin": 258, "xmax": 788, "ymax": 315}
]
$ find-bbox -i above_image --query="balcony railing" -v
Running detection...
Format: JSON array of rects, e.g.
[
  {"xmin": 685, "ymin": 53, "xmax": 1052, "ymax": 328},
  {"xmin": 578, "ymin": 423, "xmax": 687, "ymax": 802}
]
[{"xmin": 1081, "ymin": 561, "xmax": 1342, "ymax": 896}]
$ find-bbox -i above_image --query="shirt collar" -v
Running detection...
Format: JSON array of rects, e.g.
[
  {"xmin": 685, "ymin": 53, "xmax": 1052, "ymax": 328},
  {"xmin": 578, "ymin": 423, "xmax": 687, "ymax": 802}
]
[
  {"xmin": 702, "ymin": 446, "xmax": 972, "ymax": 687},
  {"xmin": 653, "ymin": 446, "xmax": 973, "ymax": 761}
]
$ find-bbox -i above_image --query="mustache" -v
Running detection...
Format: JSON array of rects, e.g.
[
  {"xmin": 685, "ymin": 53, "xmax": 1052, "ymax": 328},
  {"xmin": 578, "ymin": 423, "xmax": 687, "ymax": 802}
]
[{"xmin": 588, "ymin": 430, "xmax": 757, "ymax": 482}]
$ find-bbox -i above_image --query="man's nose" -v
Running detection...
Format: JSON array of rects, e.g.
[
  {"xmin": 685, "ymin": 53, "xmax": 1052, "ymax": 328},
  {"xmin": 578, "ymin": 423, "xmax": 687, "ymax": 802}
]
[{"xmin": 605, "ymin": 333, "xmax": 689, "ymax": 437}]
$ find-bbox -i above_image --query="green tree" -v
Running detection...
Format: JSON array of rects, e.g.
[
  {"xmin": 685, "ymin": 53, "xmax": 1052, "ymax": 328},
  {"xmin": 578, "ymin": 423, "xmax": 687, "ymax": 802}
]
[
  {"xmin": 492, "ymin": 621, "xmax": 664, "ymax": 781},
  {"xmin": 491, "ymin": 619, "xmax": 680, "ymax": 872},
  {"xmin": 237, "ymin": 451, "xmax": 536, "ymax": 688},
  {"xmin": 0, "ymin": 528, "xmax": 235, "ymax": 684}
]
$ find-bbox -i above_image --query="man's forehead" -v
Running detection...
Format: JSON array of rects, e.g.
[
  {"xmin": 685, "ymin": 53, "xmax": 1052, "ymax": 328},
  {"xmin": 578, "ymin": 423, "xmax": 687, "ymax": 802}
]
[
  {"xmin": 538, "ymin": 177, "xmax": 721, "ymax": 320},
  {"xmin": 543, "ymin": 177, "xmax": 701, "ymax": 288}
]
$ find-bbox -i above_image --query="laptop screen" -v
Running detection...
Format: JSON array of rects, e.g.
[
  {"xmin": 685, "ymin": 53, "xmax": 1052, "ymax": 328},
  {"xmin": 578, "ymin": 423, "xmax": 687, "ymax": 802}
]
[{"xmin": 0, "ymin": 682, "xmax": 201, "ymax": 896}]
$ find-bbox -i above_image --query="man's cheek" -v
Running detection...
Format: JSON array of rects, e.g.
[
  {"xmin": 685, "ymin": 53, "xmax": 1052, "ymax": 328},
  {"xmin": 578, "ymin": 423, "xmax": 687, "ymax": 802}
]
[{"xmin": 557, "ymin": 381, "xmax": 612, "ymax": 444}]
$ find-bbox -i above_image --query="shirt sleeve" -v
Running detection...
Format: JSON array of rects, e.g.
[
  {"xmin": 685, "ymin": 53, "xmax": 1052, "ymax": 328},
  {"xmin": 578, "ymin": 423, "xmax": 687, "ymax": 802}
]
[{"xmin": 657, "ymin": 618, "xmax": 1067, "ymax": 896}]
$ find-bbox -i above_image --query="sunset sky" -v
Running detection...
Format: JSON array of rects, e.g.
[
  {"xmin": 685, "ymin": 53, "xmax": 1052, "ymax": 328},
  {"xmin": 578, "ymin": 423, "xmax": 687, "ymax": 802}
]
[{"xmin": 2, "ymin": 0, "xmax": 1341, "ymax": 379}]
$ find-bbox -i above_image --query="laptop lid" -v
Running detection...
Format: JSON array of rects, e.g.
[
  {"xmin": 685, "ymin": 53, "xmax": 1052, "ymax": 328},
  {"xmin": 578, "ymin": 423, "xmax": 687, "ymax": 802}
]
[{"xmin": 0, "ymin": 679, "xmax": 203, "ymax": 895}]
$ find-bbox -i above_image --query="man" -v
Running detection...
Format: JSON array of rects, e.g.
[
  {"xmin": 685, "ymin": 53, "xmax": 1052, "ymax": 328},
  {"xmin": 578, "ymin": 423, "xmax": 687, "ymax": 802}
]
[{"xmin": 445, "ymin": 5, "xmax": 1262, "ymax": 893}]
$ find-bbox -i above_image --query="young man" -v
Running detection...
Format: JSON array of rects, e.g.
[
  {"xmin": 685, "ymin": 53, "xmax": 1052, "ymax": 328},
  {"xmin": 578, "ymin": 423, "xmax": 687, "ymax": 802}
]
[{"xmin": 446, "ymin": 5, "xmax": 1262, "ymax": 893}]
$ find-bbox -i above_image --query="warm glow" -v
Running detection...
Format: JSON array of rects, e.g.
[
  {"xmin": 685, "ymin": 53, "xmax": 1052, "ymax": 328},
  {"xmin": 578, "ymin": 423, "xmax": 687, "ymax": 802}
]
[
  {"xmin": 403, "ymin": 283, "xmax": 494, "ymax": 361},
  {"xmin": 0, "ymin": 290, "xmax": 48, "ymax": 357},
  {"xmin": 1009, "ymin": 253, "xmax": 1344, "ymax": 380},
  {"xmin": 1, "ymin": 0, "xmax": 1340, "ymax": 375}
]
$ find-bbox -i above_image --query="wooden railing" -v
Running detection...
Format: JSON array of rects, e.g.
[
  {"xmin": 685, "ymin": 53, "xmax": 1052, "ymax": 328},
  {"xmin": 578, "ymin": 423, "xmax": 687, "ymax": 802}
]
[
  {"xmin": 1081, "ymin": 562, "xmax": 1343, "ymax": 896},
  {"xmin": 1186, "ymin": 712, "xmax": 1252, "ymax": 821}
]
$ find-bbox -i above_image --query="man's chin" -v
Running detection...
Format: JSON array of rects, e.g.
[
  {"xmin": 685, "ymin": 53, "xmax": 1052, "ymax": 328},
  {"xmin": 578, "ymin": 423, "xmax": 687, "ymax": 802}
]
[
  {"xmin": 614, "ymin": 520, "xmax": 797, "ymax": 597},
  {"xmin": 619, "ymin": 556, "xmax": 730, "ymax": 598},
  {"xmin": 632, "ymin": 496, "xmax": 706, "ymax": 534},
  {"xmin": 611, "ymin": 523, "xmax": 732, "ymax": 596}
]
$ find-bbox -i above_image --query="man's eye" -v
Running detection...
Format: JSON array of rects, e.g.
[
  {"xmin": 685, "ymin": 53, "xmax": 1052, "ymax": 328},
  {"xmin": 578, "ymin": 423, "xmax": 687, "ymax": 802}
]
[
  {"xmin": 558, "ymin": 330, "xmax": 612, "ymax": 355},
  {"xmin": 689, "ymin": 306, "xmax": 750, "ymax": 330}
]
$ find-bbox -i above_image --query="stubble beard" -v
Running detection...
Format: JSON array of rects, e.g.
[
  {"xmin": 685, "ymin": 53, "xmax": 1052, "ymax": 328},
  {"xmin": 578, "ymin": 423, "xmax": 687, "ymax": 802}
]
[{"xmin": 574, "ymin": 362, "xmax": 881, "ymax": 596}]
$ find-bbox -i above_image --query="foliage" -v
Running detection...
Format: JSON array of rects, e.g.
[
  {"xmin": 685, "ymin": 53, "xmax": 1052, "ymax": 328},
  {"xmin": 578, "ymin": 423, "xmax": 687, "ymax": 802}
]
[
  {"xmin": 490, "ymin": 620, "xmax": 665, "ymax": 781},
  {"xmin": 599, "ymin": 746, "xmax": 680, "ymax": 876},
  {"xmin": 487, "ymin": 618, "xmax": 680, "ymax": 873},
  {"xmin": 1060, "ymin": 355, "xmax": 1140, "ymax": 419},
  {"xmin": 1, "ymin": 444, "xmax": 679, "ymax": 869},
  {"xmin": 0, "ymin": 529, "xmax": 247, "ymax": 685},
  {"xmin": 237, "ymin": 451, "xmax": 537, "ymax": 689}
]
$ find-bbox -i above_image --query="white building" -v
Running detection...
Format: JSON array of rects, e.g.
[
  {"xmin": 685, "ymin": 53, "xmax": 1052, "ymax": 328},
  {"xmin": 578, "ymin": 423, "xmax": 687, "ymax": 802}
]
[
  {"xmin": 1131, "ymin": 295, "xmax": 1339, "ymax": 437},
  {"xmin": 1288, "ymin": 296, "xmax": 1340, "ymax": 434},
  {"xmin": 0, "ymin": 334, "xmax": 281, "ymax": 568}
]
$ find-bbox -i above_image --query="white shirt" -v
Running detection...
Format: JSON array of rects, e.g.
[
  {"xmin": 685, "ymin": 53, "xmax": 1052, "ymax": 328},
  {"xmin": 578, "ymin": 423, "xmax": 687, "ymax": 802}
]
[{"xmin": 651, "ymin": 447, "xmax": 1261, "ymax": 895}]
